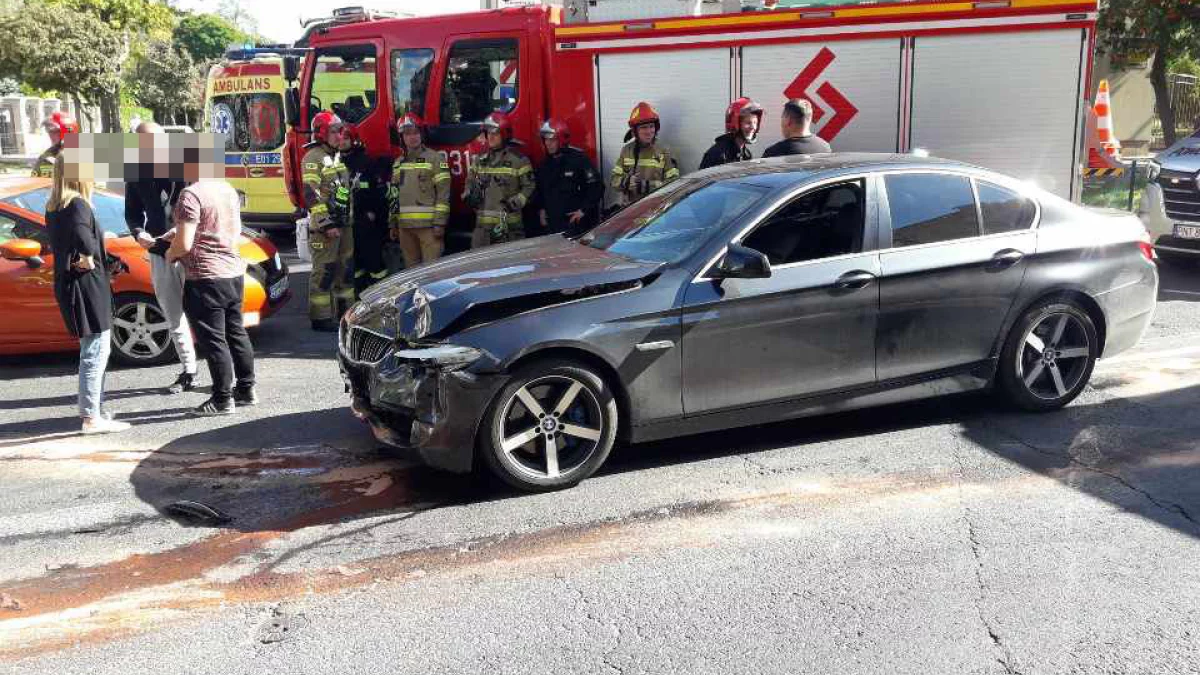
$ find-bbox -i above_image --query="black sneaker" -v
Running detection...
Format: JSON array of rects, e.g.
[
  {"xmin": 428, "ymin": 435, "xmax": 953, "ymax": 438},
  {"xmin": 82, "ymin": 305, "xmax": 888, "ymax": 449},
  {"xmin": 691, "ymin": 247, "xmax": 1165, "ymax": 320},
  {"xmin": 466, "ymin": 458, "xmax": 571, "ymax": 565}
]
[
  {"xmin": 311, "ymin": 319, "xmax": 338, "ymax": 332},
  {"xmin": 192, "ymin": 398, "xmax": 235, "ymax": 417},
  {"xmin": 165, "ymin": 372, "xmax": 196, "ymax": 395},
  {"xmin": 233, "ymin": 385, "xmax": 258, "ymax": 406}
]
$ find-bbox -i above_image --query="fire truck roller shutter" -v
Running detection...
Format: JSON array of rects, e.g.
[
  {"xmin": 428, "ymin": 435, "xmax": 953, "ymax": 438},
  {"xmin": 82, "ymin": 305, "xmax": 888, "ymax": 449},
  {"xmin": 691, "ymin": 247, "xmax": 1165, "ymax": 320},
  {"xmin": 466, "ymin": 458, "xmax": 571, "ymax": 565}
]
[
  {"xmin": 741, "ymin": 39, "xmax": 901, "ymax": 154},
  {"xmin": 909, "ymin": 30, "xmax": 1086, "ymax": 200},
  {"xmin": 596, "ymin": 48, "xmax": 732, "ymax": 203}
]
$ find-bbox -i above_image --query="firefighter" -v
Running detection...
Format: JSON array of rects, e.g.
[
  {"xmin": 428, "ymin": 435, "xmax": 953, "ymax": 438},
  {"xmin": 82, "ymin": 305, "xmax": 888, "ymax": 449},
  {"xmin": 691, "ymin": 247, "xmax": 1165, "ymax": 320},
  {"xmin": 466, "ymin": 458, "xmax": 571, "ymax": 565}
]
[
  {"xmin": 610, "ymin": 101, "xmax": 680, "ymax": 208},
  {"xmin": 534, "ymin": 118, "xmax": 603, "ymax": 238},
  {"xmin": 32, "ymin": 112, "xmax": 79, "ymax": 178},
  {"xmin": 300, "ymin": 111, "xmax": 355, "ymax": 332},
  {"xmin": 388, "ymin": 112, "xmax": 451, "ymax": 267},
  {"xmin": 342, "ymin": 124, "xmax": 391, "ymax": 296},
  {"xmin": 465, "ymin": 111, "xmax": 534, "ymax": 248},
  {"xmin": 700, "ymin": 97, "xmax": 763, "ymax": 170}
]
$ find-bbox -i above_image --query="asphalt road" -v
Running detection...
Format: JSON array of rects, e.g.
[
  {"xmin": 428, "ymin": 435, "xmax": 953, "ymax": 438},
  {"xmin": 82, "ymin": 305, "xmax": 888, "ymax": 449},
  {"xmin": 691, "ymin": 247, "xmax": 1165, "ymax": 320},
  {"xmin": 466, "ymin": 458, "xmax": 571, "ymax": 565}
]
[{"xmin": 1, "ymin": 254, "xmax": 1198, "ymax": 674}]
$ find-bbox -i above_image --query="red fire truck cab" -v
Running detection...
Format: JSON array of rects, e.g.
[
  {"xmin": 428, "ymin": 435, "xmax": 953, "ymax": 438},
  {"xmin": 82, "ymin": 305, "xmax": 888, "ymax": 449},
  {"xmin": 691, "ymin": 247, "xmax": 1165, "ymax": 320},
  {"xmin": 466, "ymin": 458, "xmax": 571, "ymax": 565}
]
[{"xmin": 283, "ymin": 1, "xmax": 1098, "ymax": 250}]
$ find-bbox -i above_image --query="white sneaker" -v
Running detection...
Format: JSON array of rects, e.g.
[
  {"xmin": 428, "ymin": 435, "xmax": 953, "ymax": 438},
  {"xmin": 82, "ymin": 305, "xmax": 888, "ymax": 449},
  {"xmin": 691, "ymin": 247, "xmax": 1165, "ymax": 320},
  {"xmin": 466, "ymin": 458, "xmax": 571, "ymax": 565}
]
[{"xmin": 82, "ymin": 417, "xmax": 132, "ymax": 435}]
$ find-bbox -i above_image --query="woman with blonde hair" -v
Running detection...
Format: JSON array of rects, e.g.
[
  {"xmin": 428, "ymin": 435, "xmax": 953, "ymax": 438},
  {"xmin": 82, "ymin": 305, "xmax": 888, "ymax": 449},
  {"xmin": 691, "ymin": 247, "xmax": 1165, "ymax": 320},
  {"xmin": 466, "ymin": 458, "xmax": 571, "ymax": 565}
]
[{"xmin": 47, "ymin": 154, "xmax": 130, "ymax": 434}]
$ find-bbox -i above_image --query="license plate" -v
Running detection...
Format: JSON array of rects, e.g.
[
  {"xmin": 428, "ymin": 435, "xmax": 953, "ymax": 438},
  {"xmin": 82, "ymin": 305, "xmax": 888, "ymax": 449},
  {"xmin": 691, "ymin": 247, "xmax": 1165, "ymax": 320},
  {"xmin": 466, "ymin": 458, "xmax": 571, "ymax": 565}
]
[
  {"xmin": 1175, "ymin": 225, "xmax": 1200, "ymax": 239},
  {"xmin": 268, "ymin": 275, "xmax": 290, "ymax": 300}
]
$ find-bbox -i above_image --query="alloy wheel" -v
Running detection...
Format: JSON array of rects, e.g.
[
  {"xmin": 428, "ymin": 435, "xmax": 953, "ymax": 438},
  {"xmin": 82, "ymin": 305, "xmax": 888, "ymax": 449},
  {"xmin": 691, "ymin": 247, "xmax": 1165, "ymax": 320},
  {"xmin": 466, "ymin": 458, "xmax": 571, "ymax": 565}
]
[
  {"xmin": 112, "ymin": 300, "xmax": 172, "ymax": 363},
  {"xmin": 1017, "ymin": 312, "xmax": 1092, "ymax": 401},
  {"xmin": 498, "ymin": 375, "xmax": 605, "ymax": 480}
]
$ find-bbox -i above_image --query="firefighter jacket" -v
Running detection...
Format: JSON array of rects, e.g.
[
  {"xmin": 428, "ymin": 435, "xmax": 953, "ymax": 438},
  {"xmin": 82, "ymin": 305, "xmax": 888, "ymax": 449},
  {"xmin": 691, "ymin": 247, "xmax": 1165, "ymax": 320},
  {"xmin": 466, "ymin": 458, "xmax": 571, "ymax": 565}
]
[
  {"xmin": 699, "ymin": 133, "xmax": 752, "ymax": 170},
  {"xmin": 388, "ymin": 145, "xmax": 451, "ymax": 229},
  {"xmin": 535, "ymin": 146, "xmax": 603, "ymax": 237},
  {"xmin": 31, "ymin": 144, "xmax": 60, "ymax": 178},
  {"xmin": 301, "ymin": 144, "xmax": 351, "ymax": 232},
  {"xmin": 467, "ymin": 144, "xmax": 534, "ymax": 232},
  {"xmin": 609, "ymin": 140, "xmax": 680, "ymax": 204}
]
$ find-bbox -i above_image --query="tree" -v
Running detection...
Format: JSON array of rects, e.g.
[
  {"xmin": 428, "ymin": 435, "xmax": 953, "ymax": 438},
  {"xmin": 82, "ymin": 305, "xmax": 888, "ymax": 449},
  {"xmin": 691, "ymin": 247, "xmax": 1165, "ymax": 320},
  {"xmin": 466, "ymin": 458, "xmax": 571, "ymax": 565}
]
[
  {"xmin": 128, "ymin": 39, "xmax": 194, "ymax": 125},
  {"xmin": 45, "ymin": 0, "xmax": 174, "ymax": 37},
  {"xmin": 1098, "ymin": 0, "xmax": 1200, "ymax": 146},
  {"xmin": 0, "ymin": 3, "xmax": 125, "ymax": 131},
  {"xmin": 217, "ymin": 0, "xmax": 257, "ymax": 37},
  {"xmin": 174, "ymin": 12, "xmax": 245, "ymax": 63}
]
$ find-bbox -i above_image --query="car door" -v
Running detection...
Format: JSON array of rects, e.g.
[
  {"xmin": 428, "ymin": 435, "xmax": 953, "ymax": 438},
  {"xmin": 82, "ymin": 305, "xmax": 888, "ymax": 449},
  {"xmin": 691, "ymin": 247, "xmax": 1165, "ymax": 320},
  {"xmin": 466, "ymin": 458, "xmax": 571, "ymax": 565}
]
[
  {"xmin": 0, "ymin": 212, "xmax": 64, "ymax": 345},
  {"xmin": 876, "ymin": 171, "xmax": 1037, "ymax": 381},
  {"xmin": 681, "ymin": 177, "xmax": 881, "ymax": 415}
]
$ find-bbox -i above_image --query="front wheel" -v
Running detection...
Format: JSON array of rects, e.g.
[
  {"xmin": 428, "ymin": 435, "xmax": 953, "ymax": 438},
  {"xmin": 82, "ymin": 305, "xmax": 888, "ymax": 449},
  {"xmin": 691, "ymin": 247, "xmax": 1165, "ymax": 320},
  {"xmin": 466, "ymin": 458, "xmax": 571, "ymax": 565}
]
[
  {"xmin": 480, "ymin": 359, "xmax": 618, "ymax": 492},
  {"xmin": 997, "ymin": 299, "xmax": 1099, "ymax": 411},
  {"xmin": 110, "ymin": 293, "xmax": 175, "ymax": 367}
]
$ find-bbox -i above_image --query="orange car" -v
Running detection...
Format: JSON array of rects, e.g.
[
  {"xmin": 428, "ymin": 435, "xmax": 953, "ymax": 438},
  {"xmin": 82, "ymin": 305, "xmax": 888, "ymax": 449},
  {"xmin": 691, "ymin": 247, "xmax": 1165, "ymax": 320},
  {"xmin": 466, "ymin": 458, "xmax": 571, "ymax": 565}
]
[{"xmin": 0, "ymin": 177, "xmax": 291, "ymax": 366}]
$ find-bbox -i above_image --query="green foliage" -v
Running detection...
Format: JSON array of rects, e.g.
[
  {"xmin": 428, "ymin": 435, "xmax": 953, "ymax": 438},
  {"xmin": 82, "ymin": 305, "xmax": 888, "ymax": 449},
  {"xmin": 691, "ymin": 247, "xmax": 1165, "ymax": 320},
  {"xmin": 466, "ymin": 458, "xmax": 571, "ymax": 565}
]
[
  {"xmin": 1171, "ymin": 54, "xmax": 1200, "ymax": 79},
  {"xmin": 44, "ymin": 0, "xmax": 174, "ymax": 37},
  {"xmin": 0, "ymin": 2, "xmax": 124, "ymax": 102},
  {"xmin": 175, "ymin": 13, "xmax": 246, "ymax": 63},
  {"xmin": 127, "ymin": 39, "xmax": 195, "ymax": 121}
]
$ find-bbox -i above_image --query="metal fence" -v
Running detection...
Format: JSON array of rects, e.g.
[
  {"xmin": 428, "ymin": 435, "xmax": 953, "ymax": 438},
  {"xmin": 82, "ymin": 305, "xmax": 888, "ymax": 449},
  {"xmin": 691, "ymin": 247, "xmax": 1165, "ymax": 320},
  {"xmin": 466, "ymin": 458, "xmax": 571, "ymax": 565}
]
[
  {"xmin": 0, "ymin": 110, "xmax": 17, "ymax": 156},
  {"xmin": 1153, "ymin": 73, "xmax": 1200, "ymax": 148}
]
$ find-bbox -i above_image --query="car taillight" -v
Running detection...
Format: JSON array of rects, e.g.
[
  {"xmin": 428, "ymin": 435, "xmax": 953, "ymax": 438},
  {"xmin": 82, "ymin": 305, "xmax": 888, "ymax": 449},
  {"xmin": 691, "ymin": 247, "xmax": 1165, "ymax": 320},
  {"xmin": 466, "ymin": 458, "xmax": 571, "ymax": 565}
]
[{"xmin": 1138, "ymin": 231, "xmax": 1155, "ymax": 261}]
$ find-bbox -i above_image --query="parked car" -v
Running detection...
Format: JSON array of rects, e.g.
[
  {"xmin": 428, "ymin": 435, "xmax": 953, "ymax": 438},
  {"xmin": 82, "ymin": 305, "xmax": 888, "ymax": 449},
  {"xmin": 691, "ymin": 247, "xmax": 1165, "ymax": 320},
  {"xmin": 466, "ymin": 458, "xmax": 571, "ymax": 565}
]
[
  {"xmin": 1141, "ymin": 130, "xmax": 1200, "ymax": 266},
  {"xmin": 0, "ymin": 177, "xmax": 292, "ymax": 366},
  {"xmin": 339, "ymin": 154, "xmax": 1159, "ymax": 492}
]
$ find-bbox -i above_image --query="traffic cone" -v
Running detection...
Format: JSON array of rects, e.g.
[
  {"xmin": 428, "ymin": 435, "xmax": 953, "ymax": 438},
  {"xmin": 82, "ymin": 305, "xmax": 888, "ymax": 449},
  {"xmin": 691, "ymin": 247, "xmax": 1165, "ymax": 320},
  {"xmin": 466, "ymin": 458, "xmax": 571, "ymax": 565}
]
[{"xmin": 1093, "ymin": 79, "xmax": 1122, "ymax": 160}]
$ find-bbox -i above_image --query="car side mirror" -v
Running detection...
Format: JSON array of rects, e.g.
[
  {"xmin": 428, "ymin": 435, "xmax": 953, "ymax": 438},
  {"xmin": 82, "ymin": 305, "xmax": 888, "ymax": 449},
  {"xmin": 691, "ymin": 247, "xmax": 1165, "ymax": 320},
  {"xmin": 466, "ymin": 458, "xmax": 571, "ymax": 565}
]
[
  {"xmin": 283, "ymin": 55, "xmax": 301, "ymax": 83},
  {"xmin": 712, "ymin": 243, "xmax": 772, "ymax": 280},
  {"xmin": 1, "ymin": 238, "xmax": 41, "ymax": 261},
  {"xmin": 285, "ymin": 87, "xmax": 302, "ymax": 129}
]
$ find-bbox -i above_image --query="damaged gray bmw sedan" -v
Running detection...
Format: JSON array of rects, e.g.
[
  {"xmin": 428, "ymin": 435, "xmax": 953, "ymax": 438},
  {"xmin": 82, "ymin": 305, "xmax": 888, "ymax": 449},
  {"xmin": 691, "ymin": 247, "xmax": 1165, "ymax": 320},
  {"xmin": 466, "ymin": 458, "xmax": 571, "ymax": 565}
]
[{"xmin": 339, "ymin": 154, "xmax": 1158, "ymax": 492}]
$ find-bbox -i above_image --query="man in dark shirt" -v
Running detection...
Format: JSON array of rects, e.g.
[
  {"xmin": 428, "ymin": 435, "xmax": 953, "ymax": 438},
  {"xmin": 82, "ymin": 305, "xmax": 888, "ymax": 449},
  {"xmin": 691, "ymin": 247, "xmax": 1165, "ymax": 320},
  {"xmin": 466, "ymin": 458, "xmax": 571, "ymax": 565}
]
[
  {"xmin": 125, "ymin": 122, "xmax": 196, "ymax": 394},
  {"xmin": 762, "ymin": 99, "xmax": 832, "ymax": 158},
  {"xmin": 534, "ymin": 118, "xmax": 603, "ymax": 238}
]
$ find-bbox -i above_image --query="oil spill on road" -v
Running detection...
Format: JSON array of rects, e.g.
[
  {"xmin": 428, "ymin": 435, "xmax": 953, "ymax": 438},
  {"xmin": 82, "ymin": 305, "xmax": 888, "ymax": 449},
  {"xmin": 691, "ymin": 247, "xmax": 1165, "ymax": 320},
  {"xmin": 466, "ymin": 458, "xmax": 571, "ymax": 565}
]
[{"xmin": 1, "ymin": 468, "xmax": 979, "ymax": 659}]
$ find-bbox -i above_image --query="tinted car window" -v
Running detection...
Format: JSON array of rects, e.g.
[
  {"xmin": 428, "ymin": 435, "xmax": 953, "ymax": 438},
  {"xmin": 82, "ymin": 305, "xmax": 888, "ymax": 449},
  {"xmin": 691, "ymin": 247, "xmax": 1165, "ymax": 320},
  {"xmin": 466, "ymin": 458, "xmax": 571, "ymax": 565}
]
[
  {"xmin": 581, "ymin": 180, "xmax": 767, "ymax": 264},
  {"xmin": 976, "ymin": 181, "xmax": 1035, "ymax": 234},
  {"xmin": 885, "ymin": 173, "xmax": 979, "ymax": 247},
  {"xmin": 0, "ymin": 189, "xmax": 129, "ymax": 238},
  {"xmin": 743, "ymin": 181, "xmax": 865, "ymax": 265}
]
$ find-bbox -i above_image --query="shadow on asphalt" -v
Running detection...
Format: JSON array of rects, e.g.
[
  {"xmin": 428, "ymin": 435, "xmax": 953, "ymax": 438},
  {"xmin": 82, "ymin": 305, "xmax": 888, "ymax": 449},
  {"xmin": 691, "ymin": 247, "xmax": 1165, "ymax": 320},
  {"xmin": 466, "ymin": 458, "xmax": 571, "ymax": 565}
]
[
  {"xmin": 1158, "ymin": 261, "xmax": 1200, "ymax": 301},
  {"xmin": 127, "ymin": 378, "xmax": 1200, "ymax": 542}
]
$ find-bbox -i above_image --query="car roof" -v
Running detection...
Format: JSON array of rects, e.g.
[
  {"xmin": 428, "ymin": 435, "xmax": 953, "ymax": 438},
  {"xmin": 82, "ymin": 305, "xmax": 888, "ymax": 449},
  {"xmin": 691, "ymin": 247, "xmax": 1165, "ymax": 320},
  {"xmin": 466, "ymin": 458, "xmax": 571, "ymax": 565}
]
[
  {"xmin": 0, "ymin": 176, "xmax": 51, "ymax": 198},
  {"xmin": 694, "ymin": 152, "xmax": 983, "ymax": 188}
]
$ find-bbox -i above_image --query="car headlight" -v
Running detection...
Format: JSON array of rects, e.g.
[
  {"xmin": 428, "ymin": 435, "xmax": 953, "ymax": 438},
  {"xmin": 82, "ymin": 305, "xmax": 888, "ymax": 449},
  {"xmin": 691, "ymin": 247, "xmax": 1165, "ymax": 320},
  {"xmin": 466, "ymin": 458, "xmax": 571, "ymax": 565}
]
[
  {"xmin": 394, "ymin": 345, "xmax": 483, "ymax": 371},
  {"xmin": 1146, "ymin": 160, "xmax": 1161, "ymax": 183}
]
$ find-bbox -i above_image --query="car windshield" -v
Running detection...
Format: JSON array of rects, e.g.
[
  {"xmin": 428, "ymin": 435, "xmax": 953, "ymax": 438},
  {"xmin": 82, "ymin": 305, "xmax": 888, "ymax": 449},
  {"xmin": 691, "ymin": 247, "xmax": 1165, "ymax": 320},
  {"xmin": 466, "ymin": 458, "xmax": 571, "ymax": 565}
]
[
  {"xmin": 1, "ymin": 188, "xmax": 129, "ymax": 237},
  {"xmin": 581, "ymin": 180, "xmax": 767, "ymax": 264}
]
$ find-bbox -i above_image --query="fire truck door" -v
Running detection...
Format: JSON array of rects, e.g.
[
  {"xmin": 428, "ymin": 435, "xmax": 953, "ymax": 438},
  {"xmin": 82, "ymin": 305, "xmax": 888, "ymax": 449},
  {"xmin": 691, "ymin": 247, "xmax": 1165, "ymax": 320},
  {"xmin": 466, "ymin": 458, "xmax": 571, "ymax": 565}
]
[
  {"xmin": 595, "ymin": 48, "xmax": 733, "ymax": 188},
  {"xmin": 741, "ymin": 39, "xmax": 902, "ymax": 154},
  {"xmin": 909, "ymin": 30, "xmax": 1087, "ymax": 200}
]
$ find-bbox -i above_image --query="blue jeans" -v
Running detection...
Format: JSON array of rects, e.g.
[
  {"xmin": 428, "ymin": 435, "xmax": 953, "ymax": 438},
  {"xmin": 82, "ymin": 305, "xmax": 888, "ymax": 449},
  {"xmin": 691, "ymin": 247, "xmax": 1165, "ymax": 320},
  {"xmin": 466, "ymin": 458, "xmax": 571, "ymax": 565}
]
[{"xmin": 78, "ymin": 331, "xmax": 111, "ymax": 419}]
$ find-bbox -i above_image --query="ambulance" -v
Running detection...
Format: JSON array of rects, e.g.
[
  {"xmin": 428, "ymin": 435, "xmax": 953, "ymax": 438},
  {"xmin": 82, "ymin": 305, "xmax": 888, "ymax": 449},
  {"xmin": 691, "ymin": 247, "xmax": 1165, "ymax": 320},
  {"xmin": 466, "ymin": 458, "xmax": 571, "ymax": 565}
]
[
  {"xmin": 204, "ymin": 53, "xmax": 293, "ymax": 226},
  {"xmin": 281, "ymin": 0, "xmax": 1100, "ymax": 250}
]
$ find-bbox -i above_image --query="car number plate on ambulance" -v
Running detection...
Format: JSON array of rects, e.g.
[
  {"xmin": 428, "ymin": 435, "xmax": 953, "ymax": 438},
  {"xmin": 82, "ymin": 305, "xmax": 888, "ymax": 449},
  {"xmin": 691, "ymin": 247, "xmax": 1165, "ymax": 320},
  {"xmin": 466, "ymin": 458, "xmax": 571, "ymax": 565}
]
[
  {"xmin": 1176, "ymin": 225, "xmax": 1200, "ymax": 239},
  {"xmin": 269, "ymin": 276, "xmax": 290, "ymax": 300}
]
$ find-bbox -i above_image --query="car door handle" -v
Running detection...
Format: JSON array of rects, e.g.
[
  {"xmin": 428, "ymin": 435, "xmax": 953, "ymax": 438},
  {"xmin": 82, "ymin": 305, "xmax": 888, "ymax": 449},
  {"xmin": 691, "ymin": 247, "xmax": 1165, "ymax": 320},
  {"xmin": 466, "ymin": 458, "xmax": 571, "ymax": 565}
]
[
  {"xmin": 835, "ymin": 270, "xmax": 876, "ymax": 289},
  {"xmin": 990, "ymin": 249, "xmax": 1025, "ymax": 268}
]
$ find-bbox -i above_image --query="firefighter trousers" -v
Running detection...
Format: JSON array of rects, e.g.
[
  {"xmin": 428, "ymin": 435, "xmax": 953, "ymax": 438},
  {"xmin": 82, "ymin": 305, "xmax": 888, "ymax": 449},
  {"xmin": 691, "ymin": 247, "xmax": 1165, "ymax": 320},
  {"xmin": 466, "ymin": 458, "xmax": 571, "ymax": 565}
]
[
  {"xmin": 309, "ymin": 227, "xmax": 355, "ymax": 322},
  {"xmin": 396, "ymin": 227, "xmax": 444, "ymax": 268},
  {"xmin": 352, "ymin": 219, "xmax": 388, "ymax": 297}
]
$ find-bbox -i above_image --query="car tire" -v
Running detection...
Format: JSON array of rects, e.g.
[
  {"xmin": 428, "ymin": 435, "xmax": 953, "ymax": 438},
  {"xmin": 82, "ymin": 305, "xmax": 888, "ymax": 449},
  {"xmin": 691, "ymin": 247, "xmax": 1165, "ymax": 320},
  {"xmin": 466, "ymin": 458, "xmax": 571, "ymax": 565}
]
[
  {"xmin": 997, "ymin": 298, "xmax": 1099, "ymax": 412},
  {"xmin": 110, "ymin": 293, "xmax": 176, "ymax": 368},
  {"xmin": 480, "ymin": 358, "xmax": 618, "ymax": 492}
]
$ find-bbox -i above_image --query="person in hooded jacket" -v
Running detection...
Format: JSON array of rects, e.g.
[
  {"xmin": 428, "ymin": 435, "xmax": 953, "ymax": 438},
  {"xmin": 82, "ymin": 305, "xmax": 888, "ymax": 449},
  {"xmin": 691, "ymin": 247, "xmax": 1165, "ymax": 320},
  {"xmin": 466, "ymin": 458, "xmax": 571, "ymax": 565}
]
[{"xmin": 700, "ymin": 98, "xmax": 764, "ymax": 170}]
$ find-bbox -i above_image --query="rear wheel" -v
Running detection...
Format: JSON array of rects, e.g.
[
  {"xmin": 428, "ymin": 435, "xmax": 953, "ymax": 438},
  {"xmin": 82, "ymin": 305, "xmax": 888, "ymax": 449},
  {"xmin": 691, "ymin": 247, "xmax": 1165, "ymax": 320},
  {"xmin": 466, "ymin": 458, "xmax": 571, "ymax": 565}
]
[
  {"xmin": 111, "ymin": 293, "xmax": 175, "ymax": 367},
  {"xmin": 997, "ymin": 299, "xmax": 1098, "ymax": 411},
  {"xmin": 480, "ymin": 359, "xmax": 618, "ymax": 492}
]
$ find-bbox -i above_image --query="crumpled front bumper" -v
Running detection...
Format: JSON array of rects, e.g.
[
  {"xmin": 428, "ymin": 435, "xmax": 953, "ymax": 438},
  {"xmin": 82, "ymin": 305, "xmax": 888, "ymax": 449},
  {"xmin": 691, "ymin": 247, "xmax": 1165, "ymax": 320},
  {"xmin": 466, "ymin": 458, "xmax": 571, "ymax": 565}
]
[
  {"xmin": 1140, "ymin": 183, "xmax": 1200, "ymax": 256},
  {"xmin": 338, "ymin": 348, "xmax": 505, "ymax": 474}
]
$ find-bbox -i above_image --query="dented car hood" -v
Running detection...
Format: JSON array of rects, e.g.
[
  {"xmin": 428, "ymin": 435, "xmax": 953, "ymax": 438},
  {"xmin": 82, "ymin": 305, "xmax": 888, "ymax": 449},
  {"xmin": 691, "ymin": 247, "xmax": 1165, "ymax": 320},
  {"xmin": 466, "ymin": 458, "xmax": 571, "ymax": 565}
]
[{"xmin": 355, "ymin": 236, "xmax": 663, "ymax": 339}]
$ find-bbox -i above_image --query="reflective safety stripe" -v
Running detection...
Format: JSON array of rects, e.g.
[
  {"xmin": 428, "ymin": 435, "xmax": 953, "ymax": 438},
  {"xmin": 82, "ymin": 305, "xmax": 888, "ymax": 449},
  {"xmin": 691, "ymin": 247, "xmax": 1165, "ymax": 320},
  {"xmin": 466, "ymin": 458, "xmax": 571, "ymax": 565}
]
[
  {"xmin": 310, "ymin": 204, "xmax": 329, "ymax": 215},
  {"xmin": 370, "ymin": 270, "xmax": 387, "ymax": 280},
  {"xmin": 516, "ymin": 164, "xmax": 532, "ymax": 176},
  {"xmin": 335, "ymin": 290, "xmax": 355, "ymax": 300},
  {"xmin": 622, "ymin": 158, "xmax": 664, "ymax": 169},
  {"xmin": 358, "ymin": 181, "xmax": 370, "ymax": 189},
  {"xmin": 310, "ymin": 296, "xmax": 332, "ymax": 305},
  {"xmin": 302, "ymin": 173, "xmax": 321, "ymax": 182},
  {"xmin": 396, "ymin": 212, "xmax": 435, "ymax": 219},
  {"xmin": 477, "ymin": 167, "xmax": 516, "ymax": 176},
  {"xmin": 664, "ymin": 168, "xmax": 680, "ymax": 179},
  {"xmin": 611, "ymin": 166, "xmax": 625, "ymax": 176},
  {"xmin": 354, "ymin": 269, "xmax": 368, "ymax": 278},
  {"xmin": 433, "ymin": 173, "xmax": 451, "ymax": 183},
  {"xmin": 396, "ymin": 163, "xmax": 433, "ymax": 170},
  {"xmin": 433, "ymin": 204, "xmax": 450, "ymax": 213}
]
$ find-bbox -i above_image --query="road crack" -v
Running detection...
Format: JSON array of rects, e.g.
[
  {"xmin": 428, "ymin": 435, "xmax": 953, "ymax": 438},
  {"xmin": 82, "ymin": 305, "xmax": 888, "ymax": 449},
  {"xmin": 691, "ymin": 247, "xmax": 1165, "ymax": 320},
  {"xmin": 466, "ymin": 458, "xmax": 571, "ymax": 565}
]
[{"xmin": 952, "ymin": 447, "xmax": 1023, "ymax": 675}]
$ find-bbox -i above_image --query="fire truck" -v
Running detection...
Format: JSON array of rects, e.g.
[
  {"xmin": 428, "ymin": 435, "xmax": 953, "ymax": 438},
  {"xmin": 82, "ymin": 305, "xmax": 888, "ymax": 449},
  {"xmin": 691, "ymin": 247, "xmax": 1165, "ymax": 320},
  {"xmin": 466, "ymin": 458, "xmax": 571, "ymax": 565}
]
[{"xmin": 281, "ymin": 0, "xmax": 1099, "ymax": 250}]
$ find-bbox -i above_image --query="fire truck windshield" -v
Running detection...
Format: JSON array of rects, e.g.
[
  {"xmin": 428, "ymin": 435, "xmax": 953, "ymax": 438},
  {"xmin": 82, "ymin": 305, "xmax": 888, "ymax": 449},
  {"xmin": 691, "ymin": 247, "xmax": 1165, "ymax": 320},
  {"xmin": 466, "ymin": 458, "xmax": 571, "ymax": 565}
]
[{"xmin": 311, "ymin": 45, "xmax": 378, "ymax": 125}]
